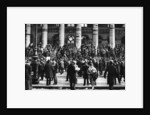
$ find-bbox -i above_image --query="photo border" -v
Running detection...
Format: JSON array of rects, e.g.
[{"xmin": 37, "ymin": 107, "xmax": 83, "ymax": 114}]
[{"xmin": 2, "ymin": 0, "xmax": 147, "ymax": 111}]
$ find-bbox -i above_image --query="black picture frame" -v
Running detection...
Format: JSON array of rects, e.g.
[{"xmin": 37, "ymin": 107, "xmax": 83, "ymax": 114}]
[{"xmin": 1, "ymin": 0, "xmax": 148, "ymax": 112}]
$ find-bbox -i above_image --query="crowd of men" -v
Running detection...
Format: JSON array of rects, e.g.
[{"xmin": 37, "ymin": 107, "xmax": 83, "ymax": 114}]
[{"xmin": 25, "ymin": 43, "xmax": 125, "ymax": 90}]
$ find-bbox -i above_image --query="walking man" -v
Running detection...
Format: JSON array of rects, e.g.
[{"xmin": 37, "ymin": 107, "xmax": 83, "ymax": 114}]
[
  {"xmin": 44, "ymin": 60, "xmax": 54, "ymax": 85},
  {"xmin": 67, "ymin": 60, "xmax": 77, "ymax": 90},
  {"xmin": 104, "ymin": 60, "xmax": 117, "ymax": 90}
]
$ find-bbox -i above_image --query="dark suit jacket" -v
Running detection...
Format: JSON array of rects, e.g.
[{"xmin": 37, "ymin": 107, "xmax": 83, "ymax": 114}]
[
  {"xmin": 25, "ymin": 64, "xmax": 32, "ymax": 80},
  {"xmin": 44, "ymin": 62, "xmax": 54, "ymax": 79},
  {"xmin": 99, "ymin": 61, "xmax": 103, "ymax": 71},
  {"xmin": 104, "ymin": 64, "xmax": 116, "ymax": 85},
  {"xmin": 81, "ymin": 64, "xmax": 89, "ymax": 79},
  {"xmin": 114, "ymin": 63, "xmax": 121, "ymax": 77},
  {"xmin": 120, "ymin": 62, "xmax": 125, "ymax": 75},
  {"xmin": 67, "ymin": 64, "xmax": 76, "ymax": 83}
]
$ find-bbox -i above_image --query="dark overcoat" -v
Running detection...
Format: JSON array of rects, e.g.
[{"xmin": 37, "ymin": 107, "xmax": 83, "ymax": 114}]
[
  {"xmin": 81, "ymin": 64, "xmax": 89, "ymax": 79},
  {"xmin": 99, "ymin": 60, "xmax": 103, "ymax": 71},
  {"xmin": 25, "ymin": 64, "xmax": 32, "ymax": 80},
  {"xmin": 105, "ymin": 64, "xmax": 117, "ymax": 86},
  {"xmin": 44, "ymin": 62, "xmax": 54, "ymax": 79},
  {"xmin": 25, "ymin": 64, "xmax": 32, "ymax": 90},
  {"xmin": 120, "ymin": 62, "xmax": 125, "ymax": 76},
  {"xmin": 67, "ymin": 64, "xmax": 76, "ymax": 83},
  {"xmin": 115, "ymin": 62, "xmax": 121, "ymax": 78}
]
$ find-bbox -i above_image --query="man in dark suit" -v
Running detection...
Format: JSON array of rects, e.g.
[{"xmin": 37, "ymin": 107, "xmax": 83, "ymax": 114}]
[
  {"xmin": 25, "ymin": 62, "xmax": 32, "ymax": 90},
  {"xmin": 104, "ymin": 60, "xmax": 117, "ymax": 90},
  {"xmin": 81, "ymin": 60, "xmax": 89, "ymax": 86},
  {"xmin": 51, "ymin": 59, "xmax": 58, "ymax": 85},
  {"xmin": 120, "ymin": 61, "xmax": 125, "ymax": 82},
  {"xmin": 39, "ymin": 60, "xmax": 45, "ymax": 80},
  {"xmin": 44, "ymin": 60, "xmax": 54, "ymax": 85},
  {"xmin": 114, "ymin": 60, "xmax": 121, "ymax": 84},
  {"xmin": 67, "ymin": 60, "xmax": 77, "ymax": 90},
  {"xmin": 77, "ymin": 60, "xmax": 82, "ymax": 77},
  {"xmin": 99, "ymin": 58, "xmax": 103, "ymax": 76},
  {"xmin": 66, "ymin": 60, "xmax": 71, "ymax": 81},
  {"xmin": 59, "ymin": 59, "xmax": 64, "ymax": 74}
]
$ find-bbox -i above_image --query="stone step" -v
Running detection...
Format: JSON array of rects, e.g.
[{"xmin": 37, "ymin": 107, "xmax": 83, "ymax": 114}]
[{"xmin": 32, "ymin": 85, "xmax": 125, "ymax": 90}]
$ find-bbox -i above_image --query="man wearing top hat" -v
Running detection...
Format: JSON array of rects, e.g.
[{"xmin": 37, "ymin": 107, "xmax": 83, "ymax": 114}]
[
  {"xmin": 104, "ymin": 60, "xmax": 117, "ymax": 90},
  {"xmin": 81, "ymin": 59, "xmax": 89, "ymax": 86},
  {"xmin": 44, "ymin": 59, "xmax": 54, "ymax": 85},
  {"xmin": 66, "ymin": 60, "xmax": 71, "ymax": 81},
  {"xmin": 67, "ymin": 60, "xmax": 78, "ymax": 90},
  {"xmin": 51, "ymin": 59, "xmax": 58, "ymax": 85}
]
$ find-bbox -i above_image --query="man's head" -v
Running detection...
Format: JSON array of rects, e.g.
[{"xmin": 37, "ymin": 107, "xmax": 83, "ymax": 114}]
[
  {"xmin": 109, "ymin": 60, "xmax": 114, "ymax": 65},
  {"xmin": 89, "ymin": 61, "xmax": 93, "ymax": 66}
]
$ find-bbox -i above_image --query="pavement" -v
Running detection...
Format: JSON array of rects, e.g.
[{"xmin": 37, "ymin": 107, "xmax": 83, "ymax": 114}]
[{"xmin": 32, "ymin": 72, "xmax": 125, "ymax": 90}]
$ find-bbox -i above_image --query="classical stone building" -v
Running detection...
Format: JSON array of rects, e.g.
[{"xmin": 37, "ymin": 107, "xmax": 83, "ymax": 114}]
[{"xmin": 25, "ymin": 24, "xmax": 125, "ymax": 49}]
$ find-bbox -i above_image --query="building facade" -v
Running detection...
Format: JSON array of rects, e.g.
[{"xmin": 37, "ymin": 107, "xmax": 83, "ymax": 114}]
[{"xmin": 25, "ymin": 24, "xmax": 125, "ymax": 49}]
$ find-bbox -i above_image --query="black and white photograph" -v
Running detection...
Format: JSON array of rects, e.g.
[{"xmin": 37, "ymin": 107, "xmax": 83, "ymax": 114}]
[
  {"xmin": 7, "ymin": 7, "xmax": 143, "ymax": 108},
  {"xmin": 25, "ymin": 24, "xmax": 125, "ymax": 90}
]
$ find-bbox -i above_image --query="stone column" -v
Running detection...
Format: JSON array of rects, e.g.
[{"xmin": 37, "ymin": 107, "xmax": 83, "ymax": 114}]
[
  {"xmin": 109, "ymin": 24, "xmax": 115, "ymax": 49},
  {"xmin": 25, "ymin": 24, "xmax": 31, "ymax": 48},
  {"xmin": 93, "ymin": 24, "xmax": 99, "ymax": 55},
  {"xmin": 59, "ymin": 24, "xmax": 65, "ymax": 47},
  {"xmin": 76, "ymin": 24, "xmax": 82, "ymax": 49},
  {"xmin": 42, "ymin": 24, "xmax": 48, "ymax": 48}
]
